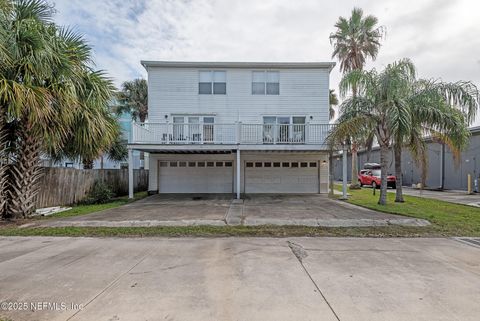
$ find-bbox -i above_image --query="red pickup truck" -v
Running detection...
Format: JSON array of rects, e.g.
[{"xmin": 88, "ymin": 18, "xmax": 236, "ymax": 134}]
[{"xmin": 358, "ymin": 166, "xmax": 396, "ymax": 189}]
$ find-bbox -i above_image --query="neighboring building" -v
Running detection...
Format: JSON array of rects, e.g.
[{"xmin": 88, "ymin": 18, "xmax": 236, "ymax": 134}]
[
  {"xmin": 127, "ymin": 61, "xmax": 336, "ymax": 198},
  {"xmin": 117, "ymin": 111, "xmax": 144, "ymax": 169},
  {"xmin": 333, "ymin": 126, "xmax": 480, "ymax": 191},
  {"xmin": 42, "ymin": 110, "xmax": 143, "ymax": 170}
]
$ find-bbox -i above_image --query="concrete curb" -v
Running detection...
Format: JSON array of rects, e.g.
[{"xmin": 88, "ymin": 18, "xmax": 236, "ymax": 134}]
[{"xmin": 33, "ymin": 217, "xmax": 430, "ymax": 228}]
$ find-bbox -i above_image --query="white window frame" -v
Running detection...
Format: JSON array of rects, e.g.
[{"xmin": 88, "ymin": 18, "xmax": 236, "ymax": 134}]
[
  {"xmin": 252, "ymin": 70, "xmax": 279, "ymax": 95},
  {"xmin": 262, "ymin": 116, "xmax": 306, "ymax": 125},
  {"xmin": 199, "ymin": 70, "xmax": 226, "ymax": 95}
]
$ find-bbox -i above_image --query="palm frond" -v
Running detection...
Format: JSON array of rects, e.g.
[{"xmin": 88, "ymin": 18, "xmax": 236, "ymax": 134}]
[
  {"xmin": 330, "ymin": 7, "xmax": 385, "ymax": 73},
  {"xmin": 426, "ymin": 80, "xmax": 479, "ymax": 124}
]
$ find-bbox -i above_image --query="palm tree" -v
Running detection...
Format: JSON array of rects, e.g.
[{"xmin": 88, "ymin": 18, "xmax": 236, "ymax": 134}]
[
  {"xmin": 329, "ymin": 89, "xmax": 338, "ymax": 120},
  {"xmin": 117, "ymin": 78, "xmax": 148, "ymax": 122},
  {"xmin": 329, "ymin": 59, "xmax": 414, "ymax": 204},
  {"xmin": 330, "ymin": 7, "xmax": 384, "ymax": 189},
  {"xmin": 392, "ymin": 79, "xmax": 477, "ymax": 202},
  {"xmin": 105, "ymin": 134, "xmax": 128, "ymax": 164},
  {"xmin": 329, "ymin": 59, "xmax": 478, "ymax": 205},
  {"xmin": 0, "ymin": 124, "xmax": 8, "ymax": 215},
  {"xmin": 328, "ymin": 90, "xmax": 339, "ymax": 197},
  {"xmin": 1, "ymin": 0, "xmax": 118, "ymax": 218},
  {"xmin": 49, "ymin": 71, "xmax": 120, "ymax": 169},
  {"xmin": 116, "ymin": 78, "xmax": 148, "ymax": 166}
]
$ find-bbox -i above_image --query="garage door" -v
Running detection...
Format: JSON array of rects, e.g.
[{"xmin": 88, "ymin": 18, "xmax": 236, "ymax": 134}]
[
  {"xmin": 245, "ymin": 161, "xmax": 319, "ymax": 193},
  {"xmin": 158, "ymin": 160, "xmax": 233, "ymax": 193}
]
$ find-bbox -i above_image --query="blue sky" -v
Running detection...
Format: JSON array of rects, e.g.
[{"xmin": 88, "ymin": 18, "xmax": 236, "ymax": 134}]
[{"xmin": 53, "ymin": 0, "xmax": 480, "ymax": 120}]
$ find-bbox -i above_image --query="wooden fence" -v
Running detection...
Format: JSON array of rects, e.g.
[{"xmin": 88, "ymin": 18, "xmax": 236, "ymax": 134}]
[{"xmin": 35, "ymin": 168, "xmax": 149, "ymax": 208}]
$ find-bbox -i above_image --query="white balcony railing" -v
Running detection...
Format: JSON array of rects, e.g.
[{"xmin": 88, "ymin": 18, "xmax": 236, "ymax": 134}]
[{"xmin": 131, "ymin": 122, "xmax": 334, "ymax": 146}]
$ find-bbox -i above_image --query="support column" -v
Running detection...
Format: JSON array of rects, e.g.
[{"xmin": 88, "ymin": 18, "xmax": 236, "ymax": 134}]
[
  {"xmin": 236, "ymin": 149, "xmax": 241, "ymax": 199},
  {"xmin": 128, "ymin": 148, "xmax": 134, "ymax": 199},
  {"xmin": 440, "ymin": 143, "xmax": 445, "ymax": 189},
  {"xmin": 341, "ymin": 145, "xmax": 348, "ymax": 200},
  {"xmin": 328, "ymin": 151, "xmax": 334, "ymax": 197}
]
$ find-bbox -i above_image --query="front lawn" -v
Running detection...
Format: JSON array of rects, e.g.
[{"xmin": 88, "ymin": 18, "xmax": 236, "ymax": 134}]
[
  {"xmin": 0, "ymin": 191, "xmax": 148, "ymax": 229},
  {"xmin": 0, "ymin": 225, "xmax": 435, "ymax": 238},
  {"xmin": 39, "ymin": 191, "xmax": 148, "ymax": 219},
  {"xmin": 337, "ymin": 186, "xmax": 480, "ymax": 236}
]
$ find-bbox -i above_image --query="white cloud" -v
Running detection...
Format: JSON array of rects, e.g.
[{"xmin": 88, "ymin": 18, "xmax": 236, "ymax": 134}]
[{"xmin": 53, "ymin": 0, "xmax": 480, "ymax": 121}]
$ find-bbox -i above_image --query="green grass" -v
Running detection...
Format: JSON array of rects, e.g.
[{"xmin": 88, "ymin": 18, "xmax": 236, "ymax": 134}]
[
  {"xmin": 336, "ymin": 186, "xmax": 480, "ymax": 236},
  {"xmin": 0, "ymin": 225, "xmax": 435, "ymax": 238},
  {"xmin": 35, "ymin": 191, "xmax": 148, "ymax": 219}
]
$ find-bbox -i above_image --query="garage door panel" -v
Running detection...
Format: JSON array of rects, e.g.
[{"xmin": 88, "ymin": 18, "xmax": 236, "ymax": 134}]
[
  {"xmin": 245, "ymin": 162, "xmax": 318, "ymax": 193},
  {"xmin": 159, "ymin": 162, "xmax": 233, "ymax": 193}
]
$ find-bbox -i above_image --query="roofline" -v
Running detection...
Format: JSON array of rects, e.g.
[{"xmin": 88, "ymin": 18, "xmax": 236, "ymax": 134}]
[{"xmin": 140, "ymin": 60, "xmax": 336, "ymax": 71}]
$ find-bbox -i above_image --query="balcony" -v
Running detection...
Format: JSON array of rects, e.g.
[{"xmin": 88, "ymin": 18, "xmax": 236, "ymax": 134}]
[{"xmin": 131, "ymin": 122, "xmax": 334, "ymax": 148}]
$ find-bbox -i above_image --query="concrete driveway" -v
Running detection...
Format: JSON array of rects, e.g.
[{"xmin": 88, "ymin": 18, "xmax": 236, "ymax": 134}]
[
  {"xmin": 1, "ymin": 236, "xmax": 479, "ymax": 321},
  {"xmin": 38, "ymin": 194, "xmax": 428, "ymax": 228}
]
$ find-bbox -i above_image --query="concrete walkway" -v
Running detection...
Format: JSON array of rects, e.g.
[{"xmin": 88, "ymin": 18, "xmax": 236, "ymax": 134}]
[
  {"xmin": 33, "ymin": 194, "xmax": 429, "ymax": 228},
  {"xmin": 1, "ymin": 236, "xmax": 480, "ymax": 321},
  {"xmin": 389, "ymin": 187, "xmax": 480, "ymax": 206}
]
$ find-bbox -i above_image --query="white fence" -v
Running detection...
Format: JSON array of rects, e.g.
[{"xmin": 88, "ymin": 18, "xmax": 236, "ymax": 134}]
[{"xmin": 132, "ymin": 123, "xmax": 334, "ymax": 145}]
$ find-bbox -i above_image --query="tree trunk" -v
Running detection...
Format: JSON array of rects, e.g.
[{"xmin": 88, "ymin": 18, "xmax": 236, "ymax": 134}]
[
  {"xmin": 350, "ymin": 141, "xmax": 360, "ymax": 189},
  {"xmin": 0, "ymin": 125, "xmax": 8, "ymax": 219},
  {"xmin": 394, "ymin": 144, "xmax": 404, "ymax": 203},
  {"xmin": 349, "ymin": 82, "xmax": 360, "ymax": 190},
  {"xmin": 83, "ymin": 159, "xmax": 94, "ymax": 169},
  {"xmin": 7, "ymin": 126, "xmax": 43, "ymax": 219},
  {"xmin": 378, "ymin": 144, "xmax": 389, "ymax": 205}
]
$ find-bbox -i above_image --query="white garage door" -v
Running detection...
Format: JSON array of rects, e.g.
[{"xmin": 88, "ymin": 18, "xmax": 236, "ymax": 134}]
[
  {"xmin": 158, "ymin": 160, "xmax": 233, "ymax": 193},
  {"xmin": 245, "ymin": 161, "xmax": 319, "ymax": 193}
]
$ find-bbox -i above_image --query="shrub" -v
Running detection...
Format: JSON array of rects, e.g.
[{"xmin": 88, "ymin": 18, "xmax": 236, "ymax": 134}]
[{"xmin": 84, "ymin": 181, "xmax": 115, "ymax": 204}]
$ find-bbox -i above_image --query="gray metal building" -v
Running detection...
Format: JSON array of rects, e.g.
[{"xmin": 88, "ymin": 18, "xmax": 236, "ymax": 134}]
[{"xmin": 333, "ymin": 126, "xmax": 480, "ymax": 191}]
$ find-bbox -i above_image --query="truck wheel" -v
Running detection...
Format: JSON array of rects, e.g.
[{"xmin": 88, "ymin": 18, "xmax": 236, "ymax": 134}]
[{"xmin": 358, "ymin": 180, "xmax": 363, "ymax": 187}]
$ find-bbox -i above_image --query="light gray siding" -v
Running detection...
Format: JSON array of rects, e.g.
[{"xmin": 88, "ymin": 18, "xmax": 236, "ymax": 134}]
[
  {"xmin": 146, "ymin": 67, "xmax": 330, "ymax": 124},
  {"xmin": 333, "ymin": 132, "xmax": 480, "ymax": 191}
]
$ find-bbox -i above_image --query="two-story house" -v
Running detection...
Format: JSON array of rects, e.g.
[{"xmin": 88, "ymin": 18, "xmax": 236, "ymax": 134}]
[{"xmin": 127, "ymin": 61, "xmax": 336, "ymax": 199}]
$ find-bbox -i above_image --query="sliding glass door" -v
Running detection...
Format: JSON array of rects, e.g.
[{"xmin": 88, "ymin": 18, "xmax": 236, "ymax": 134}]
[
  {"xmin": 277, "ymin": 117, "xmax": 290, "ymax": 142},
  {"xmin": 203, "ymin": 117, "xmax": 215, "ymax": 142},
  {"xmin": 172, "ymin": 117, "xmax": 185, "ymax": 142},
  {"xmin": 262, "ymin": 116, "xmax": 306, "ymax": 143},
  {"xmin": 263, "ymin": 117, "xmax": 276, "ymax": 143},
  {"xmin": 171, "ymin": 116, "xmax": 214, "ymax": 143},
  {"xmin": 292, "ymin": 117, "xmax": 306, "ymax": 143}
]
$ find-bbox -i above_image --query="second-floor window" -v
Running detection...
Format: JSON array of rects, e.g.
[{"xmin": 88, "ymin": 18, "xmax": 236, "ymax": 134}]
[
  {"xmin": 252, "ymin": 71, "xmax": 279, "ymax": 95},
  {"xmin": 199, "ymin": 71, "xmax": 226, "ymax": 95}
]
